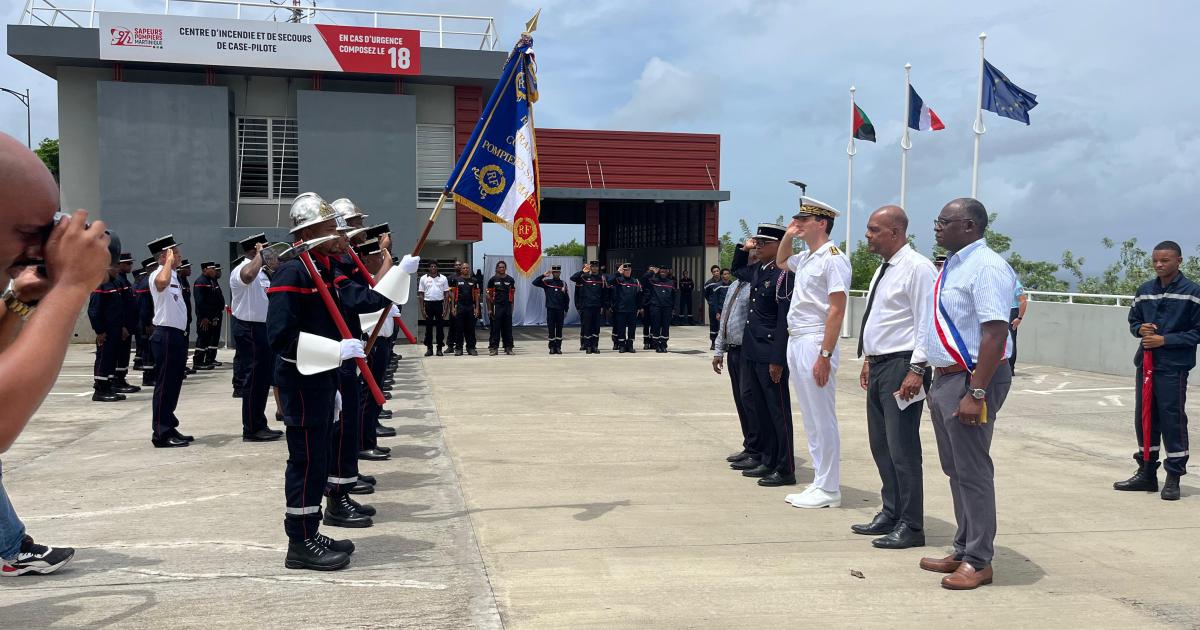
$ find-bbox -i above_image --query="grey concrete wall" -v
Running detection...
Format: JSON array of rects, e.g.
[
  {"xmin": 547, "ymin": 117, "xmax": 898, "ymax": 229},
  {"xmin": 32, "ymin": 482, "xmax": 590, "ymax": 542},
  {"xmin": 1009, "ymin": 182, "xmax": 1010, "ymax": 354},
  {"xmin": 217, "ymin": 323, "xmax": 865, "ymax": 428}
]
[
  {"xmin": 56, "ymin": 67, "xmax": 106, "ymax": 217},
  {"xmin": 97, "ymin": 81, "xmax": 233, "ymax": 325},
  {"xmin": 297, "ymin": 89, "xmax": 418, "ymax": 330},
  {"xmin": 844, "ymin": 296, "xmax": 1136, "ymax": 376}
]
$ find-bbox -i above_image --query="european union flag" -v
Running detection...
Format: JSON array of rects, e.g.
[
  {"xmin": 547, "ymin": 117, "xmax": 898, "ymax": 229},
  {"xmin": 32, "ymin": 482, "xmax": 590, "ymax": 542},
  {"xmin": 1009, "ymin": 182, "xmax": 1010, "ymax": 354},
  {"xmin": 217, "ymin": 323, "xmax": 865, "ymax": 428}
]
[{"xmin": 982, "ymin": 59, "xmax": 1038, "ymax": 125}]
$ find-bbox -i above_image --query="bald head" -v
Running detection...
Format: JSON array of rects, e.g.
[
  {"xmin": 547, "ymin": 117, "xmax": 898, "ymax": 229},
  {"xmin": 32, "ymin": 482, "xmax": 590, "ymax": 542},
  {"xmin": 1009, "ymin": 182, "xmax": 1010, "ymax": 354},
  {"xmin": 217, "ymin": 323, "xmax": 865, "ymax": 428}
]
[
  {"xmin": 864, "ymin": 205, "xmax": 909, "ymax": 259},
  {"xmin": 0, "ymin": 132, "xmax": 59, "ymax": 271}
]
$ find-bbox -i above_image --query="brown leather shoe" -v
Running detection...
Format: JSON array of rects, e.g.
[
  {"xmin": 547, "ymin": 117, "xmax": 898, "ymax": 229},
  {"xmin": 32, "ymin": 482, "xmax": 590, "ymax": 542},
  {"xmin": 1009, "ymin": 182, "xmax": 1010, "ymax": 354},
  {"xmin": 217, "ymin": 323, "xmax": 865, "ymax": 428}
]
[
  {"xmin": 919, "ymin": 553, "xmax": 963, "ymax": 573},
  {"xmin": 941, "ymin": 563, "xmax": 993, "ymax": 590}
]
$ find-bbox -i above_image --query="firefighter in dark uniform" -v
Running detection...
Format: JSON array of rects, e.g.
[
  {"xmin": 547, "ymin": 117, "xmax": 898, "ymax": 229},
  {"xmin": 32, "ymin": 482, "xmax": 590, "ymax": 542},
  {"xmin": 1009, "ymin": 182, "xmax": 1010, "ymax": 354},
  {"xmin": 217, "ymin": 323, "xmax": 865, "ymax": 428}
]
[
  {"xmin": 487, "ymin": 261, "xmax": 516, "ymax": 355},
  {"xmin": 136, "ymin": 257, "xmax": 158, "ymax": 387},
  {"xmin": 113, "ymin": 252, "xmax": 140, "ymax": 393},
  {"xmin": 192, "ymin": 262, "xmax": 225, "ymax": 370},
  {"xmin": 351, "ymin": 237, "xmax": 397, "ymax": 464},
  {"xmin": 571, "ymin": 261, "xmax": 606, "ymax": 354},
  {"xmin": 608, "ymin": 263, "xmax": 642, "ymax": 353},
  {"xmin": 1114, "ymin": 240, "xmax": 1200, "ymax": 501},
  {"xmin": 533, "ymin": 265, "xmax": 570, "ymax": 354},
  {"xmin": 678, "ymin": 270, "xmax": 696, "ymax": 325},
  {"xmin": 88, "ymin": 264, "xmax": 127, "ymax": 402},
  {"xmin": 450, "ymin": 262, "xmax": 480, "ymax": 356},
  {"xmin": 733, "ymin": 224, "xmax": 796, "ymax": 487},
  {"xmin": 644, "ymin": 264, "xmax": 678, "ymax": 353}
]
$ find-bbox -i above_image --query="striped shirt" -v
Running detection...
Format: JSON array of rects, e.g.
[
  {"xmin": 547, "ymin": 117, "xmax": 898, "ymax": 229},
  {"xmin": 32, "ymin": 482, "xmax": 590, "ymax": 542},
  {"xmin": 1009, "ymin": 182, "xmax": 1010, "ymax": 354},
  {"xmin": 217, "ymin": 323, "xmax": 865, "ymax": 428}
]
[{"xmin": 924, "ymin": 239, "xmax": 1016, "ymax": 368}]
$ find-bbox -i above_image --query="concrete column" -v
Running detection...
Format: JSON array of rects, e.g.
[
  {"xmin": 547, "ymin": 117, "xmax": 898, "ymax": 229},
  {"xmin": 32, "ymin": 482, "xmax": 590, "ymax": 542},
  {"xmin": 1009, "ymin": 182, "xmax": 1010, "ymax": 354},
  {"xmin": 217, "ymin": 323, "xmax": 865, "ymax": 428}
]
[{"xmin": 585, "ymin": 199, "xmax": 600, "ymax": 263}]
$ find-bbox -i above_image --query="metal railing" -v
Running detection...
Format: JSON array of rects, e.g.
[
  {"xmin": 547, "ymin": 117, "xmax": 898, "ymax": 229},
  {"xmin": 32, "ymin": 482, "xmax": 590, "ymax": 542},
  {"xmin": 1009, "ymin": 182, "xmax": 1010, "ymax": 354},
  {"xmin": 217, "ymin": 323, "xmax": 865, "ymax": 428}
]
[
  {"xmin": 848, "ymin": 288, "xmax": 1133, "ymax": 306},
  {"xmin": 18, "ymin": 0, "xmax": 499, "ymax": 50}
]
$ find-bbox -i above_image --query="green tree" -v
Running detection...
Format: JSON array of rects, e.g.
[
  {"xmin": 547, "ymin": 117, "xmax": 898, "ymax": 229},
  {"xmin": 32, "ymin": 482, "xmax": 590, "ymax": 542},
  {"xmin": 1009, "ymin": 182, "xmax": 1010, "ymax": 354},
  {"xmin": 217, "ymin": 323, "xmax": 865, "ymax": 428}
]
[
  {"xmin": 718, "ymin": 231, "xmax": 735, "ymax": 269},
  {"xmin": 543, "ymin": 238, "xmax": 585, "ymax": 257},
  {"xmin": 35, "ymin": 137, "xmax": 59, "ymax": 181}
]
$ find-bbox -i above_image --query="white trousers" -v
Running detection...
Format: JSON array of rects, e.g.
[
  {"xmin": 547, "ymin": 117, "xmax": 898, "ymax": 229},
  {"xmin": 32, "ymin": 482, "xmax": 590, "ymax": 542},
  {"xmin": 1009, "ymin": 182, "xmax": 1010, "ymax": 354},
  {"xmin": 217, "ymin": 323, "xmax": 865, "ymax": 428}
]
[{"xmin": 786, "ymin": 333, "xmax": 841, "ymax": 491}]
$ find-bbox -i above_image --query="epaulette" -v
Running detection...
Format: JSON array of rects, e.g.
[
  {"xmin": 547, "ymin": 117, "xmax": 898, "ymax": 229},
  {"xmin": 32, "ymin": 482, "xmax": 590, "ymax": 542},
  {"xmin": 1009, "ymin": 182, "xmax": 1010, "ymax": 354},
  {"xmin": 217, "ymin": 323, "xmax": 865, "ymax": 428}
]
[{"xmin": 829, "ymin": 245, "xmax": 842, "ymax": 256}]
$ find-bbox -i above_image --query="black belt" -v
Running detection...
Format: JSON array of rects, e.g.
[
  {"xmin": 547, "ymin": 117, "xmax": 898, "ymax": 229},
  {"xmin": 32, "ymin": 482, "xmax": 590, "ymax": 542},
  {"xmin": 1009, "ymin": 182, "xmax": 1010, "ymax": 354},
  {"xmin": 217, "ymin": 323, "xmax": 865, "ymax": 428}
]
[
  {"xmin": 865, "ymin": 351, "xmax": 912, "ymax": 365},
  {"xmin": 726, "ymin": 344, "xmax": 741, "ymax": 351}
]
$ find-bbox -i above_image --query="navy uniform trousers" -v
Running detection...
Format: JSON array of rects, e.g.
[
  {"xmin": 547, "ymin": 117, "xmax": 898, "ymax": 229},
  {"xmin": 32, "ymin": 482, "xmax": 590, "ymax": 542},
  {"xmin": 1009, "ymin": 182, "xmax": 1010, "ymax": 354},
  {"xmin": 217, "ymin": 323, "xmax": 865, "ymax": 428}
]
[
  {"xmin": 281, "ymin": 386, "xmax": 336, "ymax": 542},
  {"xmin": 231, "ymin": 316, "xmax": 252, "ymax": 394},
  {"xmin": 649, "ymin": 306, "xmax": 672, "ymax": 348},
  {"xmin": 1135, "ymin": 368, "xmax": 1191, "ymax": 476},
  {"xmin": 237, "ymin": 320, "xmax": 273, "ymax": 436},
  {"xmin": 115, "ymin": 333, "xmax": 132, "ymax": 384},
  {"xmin": 328, "ymin": 362, "xmax": 363, "ymax": 493},
  {"xmin": 740, "ymin": 354, "xmax": 794, "ymax": 475},
  {"xmin": 93, "ymin": 329, "xmax": 121, "ymax": 386},
  {"xmin": 358, "ymin": 337, "xmax": 391, "ymax": 452},
  {"xmin": 579, "ymin": 307, "xmax": 601, "ymax": 351},
  {"xmin": 612, "ymin": 311, "xmax": 637, "ymax": 349},
  {"xmin": 547, "ymin": 308, "xmax": 566, "ymax": 349},
  {"xmin": 150, "ymin": 327, "xmax": 188, "ymax": 440}
]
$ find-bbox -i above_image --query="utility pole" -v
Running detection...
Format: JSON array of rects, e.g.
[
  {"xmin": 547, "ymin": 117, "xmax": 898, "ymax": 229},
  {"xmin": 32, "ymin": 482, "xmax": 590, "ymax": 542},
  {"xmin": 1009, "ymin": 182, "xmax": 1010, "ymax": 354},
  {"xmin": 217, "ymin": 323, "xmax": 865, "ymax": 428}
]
[{"xmin": 0, "ymin": 87, "xmax": 31, "ymax": 148}]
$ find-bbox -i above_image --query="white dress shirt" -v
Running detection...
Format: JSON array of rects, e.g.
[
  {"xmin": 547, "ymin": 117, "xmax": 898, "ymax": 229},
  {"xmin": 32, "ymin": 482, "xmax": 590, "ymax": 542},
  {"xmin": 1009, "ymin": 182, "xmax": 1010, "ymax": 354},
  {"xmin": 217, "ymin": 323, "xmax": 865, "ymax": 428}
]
[
  {"xmin": 419, "ymin": 274, "xmax": 449, "ymax": 301},
  {"xmin": 149, "ymin": 268, "xmax": 188, "ymax": 331},
  {"xmin": 860, "ymin": 244, "xmax": 937, "ymax": 363},
  {"xmin": 923, "ymin": 239, "xmax": 1017, "ymax": 368},
  {"xmin": 230, "ymin": 258, "xmax": 269, "ymax": 323},
  {"xmin": 785, "ymin": 241, "xmax": 852, "ymax": 334}
]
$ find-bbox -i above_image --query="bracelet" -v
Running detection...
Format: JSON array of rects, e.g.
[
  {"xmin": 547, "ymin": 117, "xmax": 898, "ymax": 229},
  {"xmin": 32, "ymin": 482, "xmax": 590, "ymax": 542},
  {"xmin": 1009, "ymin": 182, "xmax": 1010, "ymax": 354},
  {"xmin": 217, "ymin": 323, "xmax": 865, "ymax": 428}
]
[
  {"xmin": 908, "ymin": 364, "xmax": 927, "ymax": 375},
  {"xmin": 2, "ymin": 290, "xmax": 36, "ymax": 321}
]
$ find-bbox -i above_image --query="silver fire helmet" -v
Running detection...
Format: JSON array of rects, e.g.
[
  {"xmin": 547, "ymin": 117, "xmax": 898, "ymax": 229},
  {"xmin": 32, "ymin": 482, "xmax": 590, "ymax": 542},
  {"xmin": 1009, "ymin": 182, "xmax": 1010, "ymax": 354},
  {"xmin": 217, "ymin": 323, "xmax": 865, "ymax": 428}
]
[
  {"xmin": 289, "ymin": 192, "xmax": 338, "ymax": 234},
  {"xmin": 331, "ymin": 198, "xmax": 368, "ymax": 228}
]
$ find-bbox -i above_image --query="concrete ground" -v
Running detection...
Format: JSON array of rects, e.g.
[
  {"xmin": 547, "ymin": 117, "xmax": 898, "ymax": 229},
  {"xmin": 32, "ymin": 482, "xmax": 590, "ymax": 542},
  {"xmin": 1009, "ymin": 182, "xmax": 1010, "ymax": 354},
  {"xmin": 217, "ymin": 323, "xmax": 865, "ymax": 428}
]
[{"xmin": 2, "ymin": 325, "xmax": 1197, "ymax": 628}]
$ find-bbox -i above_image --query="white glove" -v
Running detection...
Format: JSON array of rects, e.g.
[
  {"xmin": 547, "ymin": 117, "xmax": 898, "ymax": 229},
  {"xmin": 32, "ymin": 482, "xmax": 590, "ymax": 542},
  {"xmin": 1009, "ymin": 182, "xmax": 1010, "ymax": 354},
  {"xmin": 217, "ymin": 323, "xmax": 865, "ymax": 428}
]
[
  {"xmin": 333, "ymin": 391, "xmax": 343, "ymax": 421},
  {"xmin": 399, "ymin": 254, "xmax": 421, "ymax": 275},
  {"xmin": 339, "ymin": 338, "xmax": 366, "ymax": 361}
]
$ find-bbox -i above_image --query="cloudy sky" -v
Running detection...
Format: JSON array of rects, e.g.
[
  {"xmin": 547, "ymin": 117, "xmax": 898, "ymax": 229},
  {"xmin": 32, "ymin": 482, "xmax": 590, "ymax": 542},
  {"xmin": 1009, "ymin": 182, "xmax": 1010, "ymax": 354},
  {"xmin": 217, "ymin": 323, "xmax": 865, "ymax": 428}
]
[{"xmin": 2, "ymin": 0, "xmax": 1196, "ymax": 274}]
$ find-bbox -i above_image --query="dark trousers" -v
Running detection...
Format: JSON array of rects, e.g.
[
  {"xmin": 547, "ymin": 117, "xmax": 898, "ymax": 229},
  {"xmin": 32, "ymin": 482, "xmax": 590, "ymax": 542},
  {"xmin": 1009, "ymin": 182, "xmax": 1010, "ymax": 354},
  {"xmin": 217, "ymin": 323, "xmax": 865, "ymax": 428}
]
[
  {"xmin": 1135, "ymin": 367, "xmax": 1190, "ymax": 476},
  {"xmin": 452, "ymin": 304, "xmax": 477, "ymax": 350},
  {"xmin": 194, "ymin": 318, "xmax": 222, "ymax": 366},
  {"xmin": 489, "ymin": 303, "xmax": 514, "ymax": 349},
  {"xmin": 579, "ymin": 306, "xmax": 601, "ymax": 350},
  {"xmin": 423, "ymin": 301, "xmax": 446, "ymax": 349},
  {"xmin": 133, "ymin": 330, "xmax": 146, "ymax": 367},
  {"xmin": 150, "ymin": 327, "xmax": 187, "ymax": 440},
  {"xmin": 929, "ymin": 364, "xmax": 1012, "ymax": 568},
  {"xmin": 281, "ymin": 387, "xmax": 335, "ymax": 542},
  {"xmin": 740, "ymin": 358, "xmax": 793, "ymax": 474},
  {"xmin": 642, "ymin": 310, "xmax": 651, "ymax": 344},
  {"xmin": 613, "ymin": 311, "xmax": 637, "ymax": 347},
  {"xmin": 649, "ymin": 307, "xmax": 672, "ymax": 346},
  {"xmin": 115, "ymin": 330, "xmax": 132, "ymax": 381},
  {"xmin": 231, "ymin": 316, "xmax": 251, "ymax": 393},
  {"xmin": 140, "ymin": 328, "xmax": 157, "ymax": 385},
  {"xmin": 359, "ymin": 338, "xmax": 390, "ymax": 451},
  {"xmin": 92, "ymin": 329, "xmax": 120, "ymax": 385},
  {"xmin": 1008, "ymin": 307, "xmax": 1020, "ymax": 371},
  {"xmin": 866, "ymin": 355, "xmax": 929, "ymax": 529},
  {"xmin": 708, "ymin": 306, "xmax": 720, "ymax": 342},
  {"xmin": 679, "ymin": 292, "xmax": 693, "ymax": 320},
  {"xmin": 448, "ymin": 305, "xmax": 461, "ymax": 349},
  {"xmin": 725, "ymin": 347, "xmax": 759, "ymax": 456},
  {"xmin": 546, "ymin": 309, "xmax": 565, "ymax": 348},
  {"xmin": 236, "ymin": 320, "xmax": 272, "ymax": 436},
  {"xmin": 328, "ymin": 363, "xmax": 361, "ymax": 492}
]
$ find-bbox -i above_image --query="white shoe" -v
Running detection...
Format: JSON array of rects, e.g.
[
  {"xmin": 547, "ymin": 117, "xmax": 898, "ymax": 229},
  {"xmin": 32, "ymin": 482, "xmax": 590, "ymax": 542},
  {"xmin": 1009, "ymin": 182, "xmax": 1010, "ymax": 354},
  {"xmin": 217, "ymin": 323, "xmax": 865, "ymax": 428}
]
[
  {"xmin": 784, "ymin": 485, "xmax": 817, "ymax": 505},
  {"xmin": 790, "ymin": 487, "xmax": 841, "ymax": 509}
]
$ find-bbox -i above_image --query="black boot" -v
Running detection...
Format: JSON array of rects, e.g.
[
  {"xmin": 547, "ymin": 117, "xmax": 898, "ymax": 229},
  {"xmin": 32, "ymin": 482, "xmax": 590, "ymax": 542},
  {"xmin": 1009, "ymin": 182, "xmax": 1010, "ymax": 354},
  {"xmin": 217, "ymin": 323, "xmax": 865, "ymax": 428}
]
[
  {"xmin": 323, "ymin": 493, "xmax": 373, "ymax": 528},
  {"xmin": 112, "ymin": 376, "xmax": 141, "ymax": 394},
  {"xmin": 92, "ymin": 381, "xmax": 121, "ymax": 402},
  {"xmin": 625, "ymin": 341, "xmax": 636, "ymax": 353},
  {"xmin": 284, "ymin": 537, "xmax": 351, "ymax": 571},
  {"xmin": 1162, "ymin": 473, "xmax": 1181, "ymax": 501},
  {"xmin": 345, "ymin": 496, "xmax": 377, "ymax": 516},
  {"xmin": 1113, "ymin": 459, "xmax": 1159, "ymax": 492}
]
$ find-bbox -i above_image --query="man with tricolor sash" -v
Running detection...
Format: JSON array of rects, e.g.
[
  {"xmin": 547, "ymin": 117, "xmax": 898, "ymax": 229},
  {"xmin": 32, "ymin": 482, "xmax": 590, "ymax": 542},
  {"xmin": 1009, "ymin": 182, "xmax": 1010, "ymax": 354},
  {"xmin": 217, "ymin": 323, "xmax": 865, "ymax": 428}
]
[
  {"xmin": 1114, "ymin": 240, "xmax": 1198, "ymax": 502},
  {"xmin": 918, "ymin": 198, "xmax": 1016, "ymax": 591}
]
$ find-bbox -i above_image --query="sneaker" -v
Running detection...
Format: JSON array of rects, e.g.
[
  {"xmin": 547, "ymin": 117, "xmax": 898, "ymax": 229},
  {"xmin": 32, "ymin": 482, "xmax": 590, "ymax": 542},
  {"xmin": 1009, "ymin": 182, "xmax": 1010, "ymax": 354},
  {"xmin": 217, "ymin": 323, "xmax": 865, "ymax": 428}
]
[
  {"xmin": 783, "ymin": 485, "xmax": 817, "ymax": 505},
  {"xmin": 1, "ymin": 536, "xmax": 75, "ymax": 576},
  {"xmin": 789, "ymin": 487, "xmax": 842, "ymax": 509}
]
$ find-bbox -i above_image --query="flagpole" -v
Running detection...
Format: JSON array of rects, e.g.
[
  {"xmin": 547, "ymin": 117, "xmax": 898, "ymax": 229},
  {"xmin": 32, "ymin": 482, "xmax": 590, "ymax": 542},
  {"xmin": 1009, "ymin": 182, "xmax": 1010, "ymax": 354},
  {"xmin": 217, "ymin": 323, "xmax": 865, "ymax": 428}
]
[
  {"xmin": 843, "ymin": 85, "xmax": 855, "ymax": 338},
  {"xmin": 900, "ymin": 63, "xmax": 912, "ymax": 210},
  {"xmin": 971, "ymin": 32, "xmax": 987, "ymax": 198}
]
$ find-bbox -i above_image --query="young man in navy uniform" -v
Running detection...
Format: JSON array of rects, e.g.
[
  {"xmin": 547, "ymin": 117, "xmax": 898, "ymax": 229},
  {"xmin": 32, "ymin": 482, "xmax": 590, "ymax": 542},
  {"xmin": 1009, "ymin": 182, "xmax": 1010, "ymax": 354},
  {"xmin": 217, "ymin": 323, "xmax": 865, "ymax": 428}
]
[
  {"xmin": 487, "ymin": 261, "xmax": 517, "ymax": 355},
  {"xmin": 608, "ymin": 263, "xmax": 642, "ymax": 353},
  {"xmin": 192, "ymin": 262, "xmax": 225, "ymax": 370},
  {"xmin": 88, "ymin": 262, "xmax": 126, "ymax": 402},
  {"xmin": 571, "ymin": 261, "xmax": 606, "ymax": 354},
  {"xmin": 644, "ymin": 264, "xmax": 678, "ymax": 353},
  {"xmin": 146, "ymin": 236, "xmax": 192, "ymax": 448},
  {"xmin": 732, "ymin": 224, "xmax": 796, "ymax": 487},
  {"xmin": 533, "ymin": 265, "xmax": 570, "ymax": 354},
  {"xmin": 1115, "ymin": 240, "xmax": 1200, "ymax": 501}
]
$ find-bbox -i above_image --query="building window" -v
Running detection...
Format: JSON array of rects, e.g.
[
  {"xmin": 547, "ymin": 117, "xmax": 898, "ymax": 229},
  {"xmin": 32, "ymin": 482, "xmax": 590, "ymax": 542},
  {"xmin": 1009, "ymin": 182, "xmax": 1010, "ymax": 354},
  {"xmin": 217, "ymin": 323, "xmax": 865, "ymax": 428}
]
[
  {"xmin": 417, "ymin": 124, "xmax": 455, "ymax": 208},
  {"xmin": 236, "ymin": 117, "xmax": 298, "ymax": 201}
]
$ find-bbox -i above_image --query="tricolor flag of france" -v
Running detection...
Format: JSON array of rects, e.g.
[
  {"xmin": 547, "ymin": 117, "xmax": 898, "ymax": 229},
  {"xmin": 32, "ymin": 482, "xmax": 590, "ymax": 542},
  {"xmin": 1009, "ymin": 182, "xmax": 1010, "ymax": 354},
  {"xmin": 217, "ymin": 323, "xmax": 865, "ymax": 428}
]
[{"xmin": 907, "ymin": 85, "xmax": 945, "ymax": 131}]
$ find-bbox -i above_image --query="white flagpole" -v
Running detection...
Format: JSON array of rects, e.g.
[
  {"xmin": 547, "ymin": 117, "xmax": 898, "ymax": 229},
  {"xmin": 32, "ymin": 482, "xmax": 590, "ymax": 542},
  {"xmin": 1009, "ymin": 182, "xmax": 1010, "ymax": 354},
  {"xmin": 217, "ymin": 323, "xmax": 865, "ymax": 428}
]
[
  {"xmin": 971, "ymin": 32, "xmax": 987, "ymax": 198},
  {"xmin": 843, "ymin": 85, "xmax": 856, "ymax": 338},
  {"xmin": 900, "ymin": 63, "xmax": 912, "ymax": 210}
]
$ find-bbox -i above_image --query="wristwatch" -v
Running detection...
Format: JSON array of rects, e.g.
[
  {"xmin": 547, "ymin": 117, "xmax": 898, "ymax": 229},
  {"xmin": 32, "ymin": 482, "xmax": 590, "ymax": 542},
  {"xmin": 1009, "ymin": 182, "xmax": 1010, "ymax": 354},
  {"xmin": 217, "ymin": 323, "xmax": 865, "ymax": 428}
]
[
  {"xmin": 908, "ymin": 364, "xmax": 927, "ymax": 375},
  {"xmin": 819, "ymin": 349, "xmax": 833, "ymax": 359},
  {"xmin": 2, "ymin": 290, "xmax": 36, "ymax": 321},
  {"xmin": 969, "ymin": 387, "xmax": 987, "ymax": 400}
]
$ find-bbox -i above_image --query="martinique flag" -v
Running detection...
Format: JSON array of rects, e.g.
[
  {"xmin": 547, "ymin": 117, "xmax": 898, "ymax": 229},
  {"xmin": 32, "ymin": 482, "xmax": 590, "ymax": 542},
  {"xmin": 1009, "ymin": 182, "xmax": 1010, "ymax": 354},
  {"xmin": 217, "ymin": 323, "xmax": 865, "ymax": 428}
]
[
  {"xmin": 982, "ymin": 59, "xmax": 1038, "ymax": 125},
  {"xmin": 852, "ymin": 103, "xmax": 876, "ymax": 142},
  {"xmin": 907, "ymin": 85, "xmax": 945, "ymax": 131},
  {"xmin": 445, "ymin": 31, "xmax": 542, "ymax": 275}
]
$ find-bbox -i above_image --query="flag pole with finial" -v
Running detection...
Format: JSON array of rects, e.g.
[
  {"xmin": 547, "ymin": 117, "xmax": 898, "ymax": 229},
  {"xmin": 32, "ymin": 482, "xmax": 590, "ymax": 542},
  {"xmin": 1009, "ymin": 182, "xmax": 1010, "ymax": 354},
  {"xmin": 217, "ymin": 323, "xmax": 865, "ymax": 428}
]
[
  {"xmin": 971, "ymin": 32, "xmax": 987, "ymax": 198},
  {"xmin": 843, "ymin": 85, "xmax": 856, "ymax": 338}
]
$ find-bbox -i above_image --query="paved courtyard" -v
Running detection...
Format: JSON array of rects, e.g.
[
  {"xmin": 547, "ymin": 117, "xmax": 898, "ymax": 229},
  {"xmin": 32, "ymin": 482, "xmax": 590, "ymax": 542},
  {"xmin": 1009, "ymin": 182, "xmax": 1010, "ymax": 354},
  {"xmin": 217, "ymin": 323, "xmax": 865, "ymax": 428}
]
[{"xmin": 1, "ymin": 325, "xmax": 1197, "ymax": 628}]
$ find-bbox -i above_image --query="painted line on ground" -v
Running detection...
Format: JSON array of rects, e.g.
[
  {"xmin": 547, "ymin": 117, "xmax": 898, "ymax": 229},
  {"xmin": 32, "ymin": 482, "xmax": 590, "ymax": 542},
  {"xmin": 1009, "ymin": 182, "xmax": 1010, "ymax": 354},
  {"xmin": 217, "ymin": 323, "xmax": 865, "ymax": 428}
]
[{"xmin": 114, "ymin": 568, "xmax": 447, "ymax": 589}]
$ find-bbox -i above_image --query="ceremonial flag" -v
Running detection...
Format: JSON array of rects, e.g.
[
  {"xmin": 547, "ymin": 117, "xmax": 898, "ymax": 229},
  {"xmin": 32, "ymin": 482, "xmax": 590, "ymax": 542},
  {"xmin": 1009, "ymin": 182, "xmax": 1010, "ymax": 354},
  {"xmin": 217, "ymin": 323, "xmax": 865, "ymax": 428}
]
[
  {"xmin": 982, "ymin": 59, "xmax": 1038, "ymax": 125},
  {"xmin": 444, "ymin": 25, "xmax": 542, "ymax": 275},
  {"xmin": 906, "ymin": 85, "xmax": 945, "ymax": 131},
  {"xmin": 852, "ymin": 104, "xmax": 876, "ymax": 142}
]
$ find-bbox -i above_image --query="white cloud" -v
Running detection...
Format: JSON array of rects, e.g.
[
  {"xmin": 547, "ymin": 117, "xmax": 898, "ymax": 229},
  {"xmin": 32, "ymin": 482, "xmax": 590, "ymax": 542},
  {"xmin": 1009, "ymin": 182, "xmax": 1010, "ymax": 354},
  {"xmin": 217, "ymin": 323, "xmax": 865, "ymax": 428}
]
[{"xmin": 607, "ymin": 57, "xmax": 715, "ymax": 131}]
